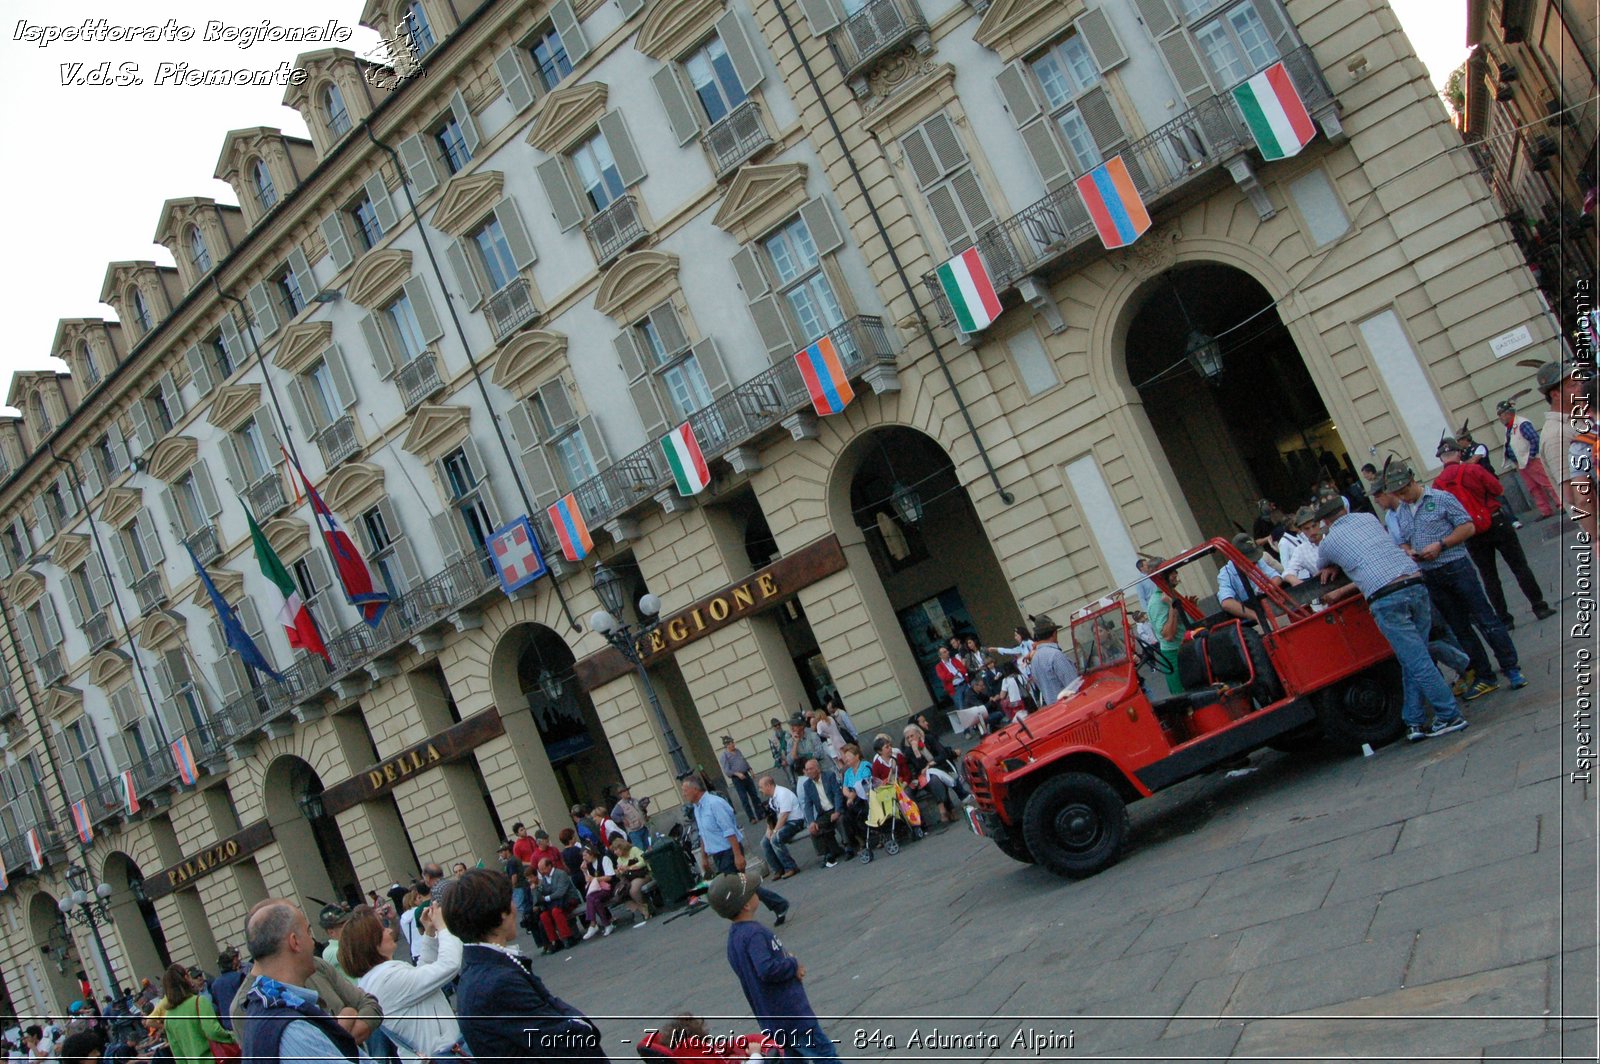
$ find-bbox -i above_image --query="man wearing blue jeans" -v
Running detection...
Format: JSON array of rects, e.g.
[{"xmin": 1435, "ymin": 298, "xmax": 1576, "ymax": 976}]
[
  {"xmin": 758, "ymin": 776, "xmax": 805, "ymax": 877},
  {"xmin": 1317, "ymin": 496, "xmax": 1468, "ymax": 742},
  {"xmin": 683, "ymin": 775, "xmax": 791, "ymax": 922},
  {"xmin": 1389, "ymin": 463, "xmax": 1525, "ymax": 696}
]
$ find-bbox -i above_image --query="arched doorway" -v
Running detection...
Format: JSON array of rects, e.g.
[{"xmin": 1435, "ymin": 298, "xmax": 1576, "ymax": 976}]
[
  {"xmin": 262, "ymin": 757, "xmax": 362, "ymax": 913},
  {"xmin": 101, "ymin": 853, "xmax": 170, "ymax": 979},
  {"xmin": 831, "ymin": 427, "xmax": 1019, "ymax": 712},
  {"xmin": 28, "ymin": 892, "xmax": 83, "ymax": 1014},
  {"xmin": 1125, "ymin": 263, "xmax": 1357, "ymax": 538},
  {"xmin": 492, "ymin": 624, "xmax": 623, "ymax": 816}
]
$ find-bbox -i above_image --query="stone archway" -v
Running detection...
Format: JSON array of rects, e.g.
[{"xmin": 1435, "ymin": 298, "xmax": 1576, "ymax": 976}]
[
  {"xmin": 825, "ymin": 426, "xmax": 1020, "ymax": 718},
  {"xmin": 490, "ymin": 623, "xmax": 624, "ymax": 827},
  {"xmin": 262, "ymin": 757, "xmax": 361, "ymax": 914},
  {"xmin": 101, "ymin": 852, "xmax": 169, "ymax": 980},
  {"xmin": 28, "ymin": 892, "xmax": 83, "ymax": 1014}
]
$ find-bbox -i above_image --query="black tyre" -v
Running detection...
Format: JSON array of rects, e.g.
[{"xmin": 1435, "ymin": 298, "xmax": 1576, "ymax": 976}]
[
  {"xmin": 1021, "ymin": 772, "xmax": 1129, "ymax": 879},
  {"xmin": 993, "ymin": 833, "xmax": 1036, "ymax": 864},
  {"xmin": 1314, "ymin": 660, "xmax": 1404, "ymax": 751}
]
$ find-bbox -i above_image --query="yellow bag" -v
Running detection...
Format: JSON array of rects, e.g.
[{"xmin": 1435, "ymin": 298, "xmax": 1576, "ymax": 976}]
[{"xmin": 867, "ymin": 785, "xmax": 898, "ymax": 826}]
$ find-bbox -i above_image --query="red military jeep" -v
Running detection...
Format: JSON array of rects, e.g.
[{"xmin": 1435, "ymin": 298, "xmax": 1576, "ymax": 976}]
[{"xmin": 966, "ymin": 537, "xmax": 1403, "ymax": 879}]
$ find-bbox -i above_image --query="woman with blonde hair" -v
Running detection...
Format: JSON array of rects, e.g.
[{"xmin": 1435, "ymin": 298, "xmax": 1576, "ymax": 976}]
[
  {"xmin": 902, "ymin": 723, "xmax": 966, "ymax": 823},
  {"xmin": 159, "ymin": 963, "xmax": 233, "ymax": 1063}
]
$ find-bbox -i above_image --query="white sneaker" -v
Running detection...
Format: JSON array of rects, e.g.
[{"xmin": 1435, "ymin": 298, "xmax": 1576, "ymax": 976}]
[
  {"xmin": 633, "ymin": 916, "xmax": 648, "ymax": 926},
  {"xmin": 601, "ymin": 924, "xmax": 614, "ymax": 937},
  {"xmin": 581, "ymin": 925, "xmax": 599, "ymax": 940}
]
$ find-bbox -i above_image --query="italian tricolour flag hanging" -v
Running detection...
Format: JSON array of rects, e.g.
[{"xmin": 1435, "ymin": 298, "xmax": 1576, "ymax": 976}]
[
  {"xmin": 246, "ymin": 509, "xmax": 331, "ymax": 663},
  {"xmin": 1233, "ymin": 62, "xmax": 1315, "ymax": 161},
  {"xmin": 935, "ymin": 247, "xmax": 1002, "ymax": 334},
  {"xmin": 662, "ymin": 422, "xmax": 711, "ymax": 497}
]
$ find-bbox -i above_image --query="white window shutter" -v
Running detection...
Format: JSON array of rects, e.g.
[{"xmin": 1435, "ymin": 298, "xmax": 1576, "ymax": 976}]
[
  {"xmin": 652, "ymin": 66, "xmax": 702, "ymax": 146},
  {"xmin": 82, "ymin": 452, "xmax": 104, "ymax": 499},
  {"xmin": 797, "ymin": 0, "xmax": 844, "ymax": 36},
  {"xmin": 800, "ymin": 196, "xmax": 845, "ymax": 254},
  {"xmin": 995, "ymin": 61, "xmax": 1043, "ymax": 125},
  {"xmin": 321, "ymin": 212, "xmax": 354, "ymax": 272},
  {"xmin": 160, "ymin": 371, "xmax": 185, "ymax": 419},
  {"xmin": 109, "ymin": 531, "xmax": 135, "ymax": 583},
  {"xmin": 495, "ymin": 48, "xmax": 535, "ymax": 113},
  {"xmin": 536, "ymin": 158, "xmax": 585, "ymax": 232},
  {"xmin": 65, "ymin": 578, "xmax": 86, "ymax": 627},
  {"xmin": 325, "ymin": 344, "xmax": 359, "ymax": 409},
  {"xmin": 1154, "ymin": 24, "xmax": 1215, "ymax": 107},
  {"xmin": 398, "ymin": 133, "xmax": 440, "ymax": 196},
  {"xmin": 627, "ymin": 371, "xmax": 669, "ymax": 444},
  {"xmin": 186, "ymin": 343, "xmax": 215, "ymax": 395},
  {"xmin": 289, "ymin": 248, "xmax": 317, "ymax": 305},
  {"xmin": 33, "ymin": 496, "xmax": 54, "ymax": 541},
  {"xmin": 690, "ymin": 336, "xmax": 733, "ymax": 397},
  {"xmin": 190, "ymin": 462, "xmax": 222, "ymax": 518},
  {"xmin": 1076, "ymin": 8, "xmax": 1127, "ymax": 72},
  {"xmin": 538, "ymin": 379, "xmax": 578, "ymax": 429},
  {"xmin": 716, "ymin": 10, "xmax": 767, "ymax": 93},
  {"xmin": 506, "ymin": 402, "xmax": 561, "ymax": 509},
  {"xmin": 41, "ymin": 598, "xmax": 64, "ymax": 646},
  {"xmin": 220, "ymin": 436, "xmax": 247, "ymax": 494},
  {"xmin": 403, "ymin": 277, "xmax": 445, "ymax": 345},
  {"xmin": 288, "ymin": 377, "xmax": 318, "ymax": 436},
  {"xmin": 359, "ymin": 313, "xmax": 396, "ymax": 378},
  {"xmin": 220, "ymin": 314, "xmax": 246, "ymax": 367},
  {"xmin": 108, "ymin": 423, "xmax": 129, "ymax": 470},
  {"xmin": 495, "ymin": 200, "xmax": 539, "ymax": 269},
  {"xmin": 445, "ymin": 240, "xmax": 484, "ymax": 308},
  {"xmin": 430, "ymin": 511, "xmax": 467, "ymax": 567},
  {"xmin": 16, "ymin": 609, "xmax": 39, "ymax": 661},
  {"xmin": 87, "ymin": 561, "xmax": 113, "ymax": 617},
  {"xmin": 256, "ymin": 413, "xmax": 282, "ymax": 460},
  {"xmin": 137, "ymin": 508, "xmax": 166, "ymax": 565},
  {"xmin": 598, "ymin": 111, "xmax": 647, "ymax": 187},
  {"xmin": 619, "ymin": 0, "xmax": 646, "ymax": 16},
  {"xmin": 731, "ymin": 245, "xmax": 772, "ymax": 297},
  {"xmin": 748, "ymin": 295, "xmax": 799, "ymax": 358},
  {"xmin": 551, "ymin": 0, "xmax": 590, "ymax": 64},
  {"xmin": 450, "ymin": 90, "xmax": 481, "ymax": 156},
  {"xmin": 578, "ymin": 416, "xmax": 611, "ymax": 466},
  {"xmin": 128, "ymin": 399, "xmax": 155, "ymax": 451},
  {"xmin": 248, "ymin": 281, "xmax": 280, "ymax": 335},
  {"xmin": 365, "ymin": 172, "xmax": 398, "ymax": 232},
  {"xmin": 1132, "ymin": 0, "xmax": 1179, "ymax": 35}
]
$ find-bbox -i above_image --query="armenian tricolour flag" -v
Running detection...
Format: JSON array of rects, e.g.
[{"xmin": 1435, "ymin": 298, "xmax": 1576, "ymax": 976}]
[
  {"xmin": 1076, "ymin": 155, "xmax": 1151, "ymax": 250},
  {"xmin": 170, "ymin": 735, "xmax": 199, "ymax": 786},
  {"xmin": 1233, "ymin": 62, "xmax": 1315, "ymax": 161},
  {"xmin": 546, "ymin": 493, "xmax": 594, "ymax": 564},
  {"xmin": 795, "ymin": 336, "xmax": 856, "ymax": 417},
  {"xmin": 70, "ymin": 799, "xmax": 94, "ymax": 845},
  {"xmin": 0, "ymin": 859, "xmax": 8, "ymax": 892}
]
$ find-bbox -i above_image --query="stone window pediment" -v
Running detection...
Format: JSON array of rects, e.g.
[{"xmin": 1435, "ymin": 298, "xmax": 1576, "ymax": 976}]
[
  {"xmin": 264, "ymin": 517, "xmax": 309, "ymax": 558},
  {"xmin": 273, "ymin": 321, "xmax": 336, "ymax": 375},
  {"xmin": 90, "ymin": 649, "xmax": 132, "ymax": 688},
  {"xmin": 147, "ymin": 436, "xmax": 200, "ymax": 484},
  {"xmin": 101, "ymin": 486, "xmax": 145, "ymax": 529},
  {"xmin": 636, "ymin": 0, "xmax": 726, "ymax": 60},
  {"xmin": 51, "ymin": 534, "xmax": 92, "ymax": 572},
  {"xmin": 974, "ymin": 0, "xmax": 1085, "ymax": 63},
  {"xmin": 346, "ymin": 248, "xmax": 415, "ymax": 308},
  {"xmin": 400, "ymin": 404, "xmax": 472, "ymax": 460},
  {"xmin": 323, "ymin": 462, "xmax": 387, "ymax": 516},
  {"xmin": 491, "ymin": 331, "xmax": 569, "ymax": 400},
  {"xmin": 208, "ymin": 384, "xmax": 264, "ymax": 433},
  {"xmin": 189, "ymin": 567, "xmax": 243, "ymax": 607},
  {"xmin": 595, "ymin": 251, "xmax": 681, "ymax": 323},
  {"xmin": 138, "ymin": 609, "xmax": 187, "ymax": 651},
  {"xmin": 526, "ymin": 82, "xmax": 610, "ymax": 155},
  {"xmin": 9, "ymin": 570, "xmax": 47, "ymax": 608},
  {"xmin": 42, "ymin": 686, "xmax": 83, "ymax": 720},
  {"xmin": 711, "ymin": 163, "xmax": 811, "ymax": 243},
  {"xmin": 433, "ymin": 171, "xmax": 507, "ymax": 237}
]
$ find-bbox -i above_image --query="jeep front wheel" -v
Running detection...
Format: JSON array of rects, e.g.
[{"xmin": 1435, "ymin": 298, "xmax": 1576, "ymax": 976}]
[
  {"xmin": 993, "ymin": 833, "xmax": 1035, "ymax": 865},
  {"xmin": 1315, "ymin": 660, "xmax": 1404, "ymax": 752},
  {"xmin": 1021, "ymin": 773, "xmax": 1128, "ymax": 879}
]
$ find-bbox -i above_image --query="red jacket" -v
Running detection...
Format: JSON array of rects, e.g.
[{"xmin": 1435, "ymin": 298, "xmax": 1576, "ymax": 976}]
[
  {"xmin": 1434, "ymin": 460, "xmax": 1503, "ymax": 523},
  {"xmin": 933, "ymin": 657, "xmax": 968, "ymax": 697}
]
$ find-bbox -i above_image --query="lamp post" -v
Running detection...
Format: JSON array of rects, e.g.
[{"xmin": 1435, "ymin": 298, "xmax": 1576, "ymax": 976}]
[
  {"xmin": 57, "ymin": 861, "xmax": 117, "ymax": 996},
  {"xmin": 588, "ymin": 564, "xmax": 690, "ymax": 780},
  {"xmin": 1167, "ymin": 272, "xmax": 1224, "ymax": 381}
]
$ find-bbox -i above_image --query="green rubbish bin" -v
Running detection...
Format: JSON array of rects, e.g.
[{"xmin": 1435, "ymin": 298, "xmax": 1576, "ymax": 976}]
[{"xmin": 645, "ymin": 838, "xmax": 694, "ymax": 908}]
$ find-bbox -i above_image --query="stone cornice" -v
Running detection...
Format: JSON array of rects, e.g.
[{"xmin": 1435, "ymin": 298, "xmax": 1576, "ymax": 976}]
[
  {"xmin": 146, "ymin": 436, "xmax": 200, "ymax": 484},
  {"xmin": 50, "ymin": 534, "xmax": 92, "ymax": 572},
  {"xmin": 323, "ymin": 461, "xmax": 386, "ymax": 515},
  {"xmin": 90, "ymin": 649, "xmax": 132, "ymax": 688},
  {"xmin": 137, "ymin": 610, "xmax": 187, "ymax": 651},
  {"xmin": 208, "ymin": 384, "xmax": 264, "ymax": 434},
  {"xmin": 190, "ymin": 567, "xmax": 243, "ymax": 607},
  {"xmin": 100, "ymin": 486, "xmax": 144, "ymax": 529},
  {"xmin": 9, "ymin": 570, "xmax": 46, "ymax": 608},
  {"xmin": 636, "ymin": 0, "xmax": 726, "ymax": 61},
  {"xmin": 973, "ymin": 0, "xmax": 1084, "ymax": 63},
  {"xmin": 526, "ymin": 82, "xmax": 609, "ymax": 155},
  {"xmin": 273, "ymin": 321, "xmax": 335, "ymax": 376},
  {"xmin": 400, "ymin": 404, "xmax": 471, "ymax": 460},
  {"xmin": 264, "ymin": 516, "xmax": 309, "ymax": 559}
]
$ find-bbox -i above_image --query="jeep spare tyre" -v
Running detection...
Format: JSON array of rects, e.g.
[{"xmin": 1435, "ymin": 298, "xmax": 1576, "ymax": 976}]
[{"xmin": 1022, "ymin": 772, "xmax": 1129, "ymax": 879}]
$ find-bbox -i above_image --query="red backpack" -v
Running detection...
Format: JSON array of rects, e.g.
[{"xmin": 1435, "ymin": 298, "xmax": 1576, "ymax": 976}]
[{"xmin": 1432, "ymin": 464, "xmax": 1493, "ymax": 533}]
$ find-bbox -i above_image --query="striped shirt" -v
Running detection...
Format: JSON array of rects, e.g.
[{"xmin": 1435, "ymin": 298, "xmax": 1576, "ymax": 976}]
[
  {"xmin": 1392, "ymin": 488, "xmax": 1472, "ymax": 569},
  {"xmin": 1316, "ymin": 512, "xmax": 1420, "ymax": 598}
]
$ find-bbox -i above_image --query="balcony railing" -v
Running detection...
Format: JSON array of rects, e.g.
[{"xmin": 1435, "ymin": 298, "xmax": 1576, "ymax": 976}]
[
  {"xmin": 0, "ymin": 794, "xmax": 54, "ymax": 873},
  {"xmin": 84, "ymin": 613, "xmax": 115, "ymax": 653},
  {"xmin": 218, "ymin": 683, "xmax": 274, "ymax": 740},
  {"xmin": 924, "ymin": 44, "xmax": 1336, "ymax": 326},
  {"xmin": 125, "ymin": 750, "xmax": 179, "ymax": 803},
  {"xmin": 830, "ymin": 0, "xmax": 930, "ymax": 92},
  {"xmin": 183, "ymin": 716, "xmax": 232, "ymax": 767},
  {"xmin": 398, "ymin": 353, "xmax": 445, "ymax": 412},
  {"xmin": 36, "ymin": 649, "xmax": 66, "ymax": 686},
  {"xmin": 133, "ymin": 571, "xmax": 168, "ymax": 612},
  {"xmin": 247, "ymin": 472, "xmax": 289, "ymax": 517},
  {"xmin": 706, "ymin": 100, "xmax": 774, "ymax": 178},
  {"xmin": 584, "ymin": 195, "xmax": 649, "ymax": 267},
  {"xmin": 83, "ymin": 776, "xmax": 126, "ymax": 826},
  {"xmin": 486, "ymin": 278, "xmax": 540, "ymax": 342},
  {"xmin": 317, "ymin": 415, "xmax": 361, "ymax": 470},
  {"xmin": 184, "ymin": 523, "xmax": 223, "ymax": 567},
  {"xmin": 0, "ymin": 685, "xmax": 19, "ymax": 724}
]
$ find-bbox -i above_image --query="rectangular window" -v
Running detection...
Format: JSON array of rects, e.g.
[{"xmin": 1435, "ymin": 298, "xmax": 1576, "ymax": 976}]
[
  {"xmin": 441, "ymin": 447, "xmax": 495, "ymax": 565},
  {"xmin": 93, "ymin": 435, "xmax": 118, "ymax": 482},
  {"xmin": 384, "ymin": 292, "xmax": 428, "ymax": 361},
  {"xmin": 635, "ymin": 319, "xmax": 713, "ymax": 419},
  {"xmin": 277, "ymin": 266, "xmax": 306, "ymax": 320},
  {"xmin": 292, "ymin": 558, "xmax": 322, "ymax": 604},
  {"xmin": 685, "ymin": 35, "xmax": 747, "ymax": 125},
  {"xmin": 529, "ymin": 26, "xmax": 573, "ymax": 92},
  {"xmin": 361, "ymin": 506, "xmax": 406, "ymax": 597},
  {"xmin": 71, "ymin": 565, "xmax": 98, "ymax": 615},
  {"xmin": 209, "ymin": 331, "xmax": 236, "ymax": 380},
  {"xmin": 304, "ymin": 360, "xmax": 342, "ymax": 428},
  {"xmin": 1193, "ymin": 0, "xmax": 1279, "ymax": 88},
  {"xmin": 1030, "ymin": 33, "xmax": 1105, "ymax": 172},
  {"xmin": 67, "ymin": 719, "xmax": 105, "ymax": 790},
  {"xmin": 147, "ymin": 388, "xmax": 176, "ymax": 434},
  {"xmin": 532, "ymin": 393, "xmax": 599, "ymax": 488},
  {"xmin": 762, "ymin": 216, "xmax": 846, "ymax": 344},
  {"xmin": 572, "ymin": 133, "xmax": 624, "ymax": 212},
  {"xmin": 236, "ymin": 421, "xmax": 271, "ymax": 481},
  {"xmin": 472, "ymin": 217, "xmax": 519, "ymax": 293},
  {"xmin": 435, "ymin": 116, "xmax": 473, "ymax": 175},
  {"xmin": 124, "ymin": 517, "xmax": 153, "ymax": 574},
  {"xmin": 174, "ymin": 475, "xmax": 205, "ymax": 534},
  {"xmin": 350, "ymin": 195, "xmax": 385, "ymax": 251},
  {"xmin": 46, "ymin": 484, "xmax": 68, "ymax": 525}
]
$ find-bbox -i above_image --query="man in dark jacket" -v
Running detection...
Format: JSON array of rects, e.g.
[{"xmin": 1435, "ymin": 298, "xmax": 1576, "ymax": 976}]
[
  {"xmin": 532, "ymin": 858, "xmax": 582, "ymax": 954},
  {"xmin": 209, "ymin": 950, "xmax": 247, "ymax": 1031},
  {"xmin": 237, "ymin": 900, "xmax": 362, "ymax": 1064},
  {"xmin": 795, "ymin": 758, "xmax": 849, "ymax": 866},
  {"xmin": 442, "ymin": 868, "xmax": 606, "ymax": 1061}
]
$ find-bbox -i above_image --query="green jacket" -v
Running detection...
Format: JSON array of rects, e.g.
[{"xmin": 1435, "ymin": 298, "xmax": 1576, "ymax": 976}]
[{"xmin": 164, "ymin": 993, "xmax": 232, "ymax": 1062}]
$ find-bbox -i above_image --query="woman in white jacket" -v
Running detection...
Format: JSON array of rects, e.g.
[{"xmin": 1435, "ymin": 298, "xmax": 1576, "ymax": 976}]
[{"xmin": 339, "ymin": 903, "xmax": 464, "ymax": 1061}]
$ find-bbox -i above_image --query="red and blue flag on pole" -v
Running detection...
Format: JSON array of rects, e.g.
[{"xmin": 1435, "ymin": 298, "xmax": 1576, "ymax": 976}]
[
  {"xmin": 70, "ymin": 799, "xmax": 93, "ymax": 844},
  {"xmin": 285, "ymin": 450, "xmax": 390, "ymax": 627},
  {"xmin": 794, "ymin": 336, "xmax": 856, "ymax": 417},
  {"xmin": 170, "ymin": 736, "xmax": 199, "ymax": 786},
  {"xmin": 1075, "ymin": 155, "xmax": 1151, "ymax": 250},
  {"xmin": 546, "ymin": 493, "xmax": 593, "ymax": 564}
]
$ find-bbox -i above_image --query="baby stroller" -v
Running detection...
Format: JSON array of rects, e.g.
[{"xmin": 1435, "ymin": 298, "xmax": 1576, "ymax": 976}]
[{"xmin": 861, "ymin": 779, "xmax": 922, "ymax": 863}]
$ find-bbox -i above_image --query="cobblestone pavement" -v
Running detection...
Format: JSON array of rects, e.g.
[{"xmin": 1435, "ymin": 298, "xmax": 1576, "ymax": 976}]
[{"xmin": 517, "ymin": 520, "xmax": 1597, "ymax": 1062}]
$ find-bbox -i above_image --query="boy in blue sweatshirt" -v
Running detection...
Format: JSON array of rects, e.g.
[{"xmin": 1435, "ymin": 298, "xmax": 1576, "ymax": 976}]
[{"xmin": 708, "ymin": 872, "xmax": 841, "ymax": 1059}]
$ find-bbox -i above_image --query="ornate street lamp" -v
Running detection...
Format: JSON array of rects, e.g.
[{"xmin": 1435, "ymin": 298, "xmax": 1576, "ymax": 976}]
[
  {"xmin": 588, "ymin": 564, "xmax": 689, "ymax": 779},
  {"xmin": 56, "ymin": 860, "xmax": 118, "ymax": 994},
  {"xmin": 1167, "ymin": 272, "xmax": 1224, "ymax": 381},
  {"xmin": 890, "ymin": 481, "xmax": 925, "ymax": 526}
]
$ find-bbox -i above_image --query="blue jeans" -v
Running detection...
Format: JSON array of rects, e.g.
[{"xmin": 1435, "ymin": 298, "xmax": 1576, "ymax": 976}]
[
  {"xmin": 710, "ymin": 848, "xmax": 789, "ymax": 913},
  {"xmin": 786, "ymin": 1023, "xmax": 842, "ymax": 1060},
  {"xmin": 1368, "ymin": 583, "xmax": 1461, "ymax": 728},
  {"xmin": 512, "ymin": 885, "xmax": 533, "ymax": 924},
  {"xmin": 1422, "ymin": 557, "xmax": 1518, "ymax": 680},
  {"xmin": 628, "ymin": 827, "xmax": 650, "ymax": 851},
  {"xmin": 762, "ymin": 821, "xmax": 805, "ymax": 873}
]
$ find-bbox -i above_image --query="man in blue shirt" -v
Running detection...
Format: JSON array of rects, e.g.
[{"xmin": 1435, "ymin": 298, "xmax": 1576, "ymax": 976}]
[
  {"xmin": 237, "ymin": 901, "xmax": 363, "ymax": 1064},
  {"xmin": 683, "ymin": 775, "xmax": 790, "ymax": 924},
  {"xmin": 1218, "ymin": 534, "xmax": 1283, "ymax": 625},
  {"xmin": 1389, "ymin": 463, "xmax": 1523, "ymax": 696}
]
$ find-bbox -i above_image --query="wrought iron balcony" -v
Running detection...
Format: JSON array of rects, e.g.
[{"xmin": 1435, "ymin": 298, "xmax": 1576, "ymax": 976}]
[
  {"xmin": 84, "ymin": 613, "xmax": 115, "ymax": 653},
  {"xmin": 317, "ymin": 415, "xmax": 361, "ymax": 470},
  {"xmin": 133, "ymin": 571, "xmax": 169, "ymax": 612},
  {"xmin": 924, "ymin": 44, "xmax": 1338, "ymax": 328},
  {"xmin": 398, "ymin": 352, "xmax": 445, "ymax": 412},
  {"xmin": 184, "ymin": 523, "xmax": 223, "ymax": 567},
  {"xmin": 0, "ymin": 794, "xmax": 54, "ymax": 873},
  {"xmin": 486, "ymin": 278, "xmax": 540, "ymax": 342},
  {"xmin": 584, "ymin": 195, "xmax": 649, "ymax": 267},
  {"xmin": 218, "ymin": 683, "xmax": 274, "ymax": 742},
  {"xmin": 0, "ymin": 685, "xmax": 19, "ymax": 724},
  {"xmin": 125, "ymin": 750, "xmax": 179, "ymax": 803},
  {"xmin": 247, "ymin": 472, "xmax": 290, "ymax": 518},
  {"xmin": 183, "ymin": 716, "xmax": 232, "ymax": 768},
  {"xmin": 830, "ymin": 0, "xmax": 931, "ymax": 96},
  {"xmin": 405, "ymin": 553, "xmax": 499, "ymax": 628},
  {"xmin": 36, "ymin": 649, "xmax": 67, "ymax": 686},
  {"xmin": 706, "ymin": 100, "xmax": 774, "ymax": 178},
  {"xmin": 83, "ymin": 776, "xmax": 127, "ymax": 825}
]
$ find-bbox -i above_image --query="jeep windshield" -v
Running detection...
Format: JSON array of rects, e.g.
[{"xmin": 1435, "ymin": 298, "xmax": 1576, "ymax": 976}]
[{"xmin": 1070, "ymin": 599, "xmax": 1131, "ymax": 675}]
